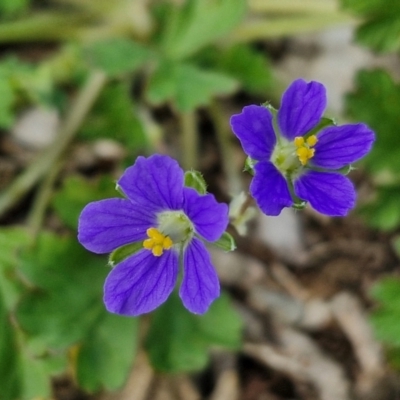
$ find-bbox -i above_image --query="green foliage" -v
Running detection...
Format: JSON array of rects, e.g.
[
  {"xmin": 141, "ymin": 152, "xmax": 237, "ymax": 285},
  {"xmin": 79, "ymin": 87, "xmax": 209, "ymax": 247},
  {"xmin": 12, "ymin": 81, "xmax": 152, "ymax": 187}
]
[
  {"xmin": 196, "ymin": 44, "xmax": 272, "ymax": 95},
  {"xmin": 159, "ymin": 0, "xmax": 246, "ymax": 60},
  {"xmin": 84, "ymin": 38, "xmax": 152, "ymax": 77},
  {"xmin": 77, "ymin": 313, "xmax": 138, "ymax": 392},
  {"xmin": 147, "ymin": 61, "xmax": 238, "ymax": 111},
  {"xmin": 0, "ymin": 295, "xmax": 20, "ymax": 400},
  {"xmin": 0, "ymin": 0, "xmax": 30, "ymax": 19},
  {"xmin": 0, "ymin": 227, "xmax": 31, "ymax": 310},
  {"xmin": 79, "ymin": 82, "xmax": 147, "ymax": 150},
  {"xmin": 345, "ymin": 69, "xmax": 400, "ymax": 230},
  {"xmin": 146, "ymin": 292, "xmax": 242, "ymax": 373},
  {"xmin": 16, "ymin": 233, "xmax": 109, "ymax": 348},
  {"xmin": 52, "ymin": 174, "xmax": 118, "ymax": 230},
  {"xmin": 0, "ymin": 227, "xmax": 140, "ymax": 396},
  {"xmin": 369, "ymin": 277, "xmax": 400, "ymax": 347},
  {"xmin": 341, "ymin": 0, "xmax": 400, "ymax": 52},
  {"xmin": 359, "ymin": 187, "xmax": 400, "ymax": 231}
]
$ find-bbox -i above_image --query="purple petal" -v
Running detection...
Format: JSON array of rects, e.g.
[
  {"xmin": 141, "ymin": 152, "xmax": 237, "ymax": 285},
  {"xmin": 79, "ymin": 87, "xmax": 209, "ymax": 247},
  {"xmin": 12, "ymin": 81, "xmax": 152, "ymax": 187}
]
[
  {"xmin": 104, "ymin": 249, "xmax": 179, "ymax": 316},
  {"xmin": 294, "ymin": 171, "xmax": 355, "ymax": 216},
  {"xmin": 183, "ymin": 188, "xmax": 229, "ymax": 242},
  {"xmin": 78, "ymin": 199, "xmax": 155, "ymax": 254},
  {"xmin": 230, "ymin": 105, "xmax": 276, "ymax": 160},
  {"xmin": 118, "ymin": 154, "xmax": 184, "ymax": 212},
  {"xmin": 250, "ymin": 161, "xmax": 293, "ymax": 216},
  {"xmin": 278, "ymin": 79, "xmax": 326, "ymax": 140},
  {"xmin": 313, "ymin": 123, "xmax": 375, "ymax": 169},
  {"xmin": 180, "ymin": 238, "xmax": 219, "ymax": 314}
]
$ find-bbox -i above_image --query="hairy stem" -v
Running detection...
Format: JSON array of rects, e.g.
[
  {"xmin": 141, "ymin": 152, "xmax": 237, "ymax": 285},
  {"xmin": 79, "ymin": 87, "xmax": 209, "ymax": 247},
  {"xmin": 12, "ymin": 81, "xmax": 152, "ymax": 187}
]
[{"xmin": 0, "ymin": 70, "xmax": 107, "ymax": 218}]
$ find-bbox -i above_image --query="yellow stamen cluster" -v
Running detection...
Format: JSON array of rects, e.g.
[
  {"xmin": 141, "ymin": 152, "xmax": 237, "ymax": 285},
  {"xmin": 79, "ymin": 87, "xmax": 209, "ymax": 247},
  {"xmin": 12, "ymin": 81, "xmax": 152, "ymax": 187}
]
[
  {"xmin": 294, "ymin": 135, "xmax": 318, "ymax": 166},
  {"xmin": 143, "ymin": 227, "xmax": 173, "ymax": 257}
]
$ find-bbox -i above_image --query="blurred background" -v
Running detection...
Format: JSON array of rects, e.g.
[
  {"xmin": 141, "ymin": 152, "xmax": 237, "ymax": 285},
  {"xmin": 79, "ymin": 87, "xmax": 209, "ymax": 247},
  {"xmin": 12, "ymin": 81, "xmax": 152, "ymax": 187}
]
[{"xmin": 1, "ymin": 0, "xmax": 400, "ymax": 399}]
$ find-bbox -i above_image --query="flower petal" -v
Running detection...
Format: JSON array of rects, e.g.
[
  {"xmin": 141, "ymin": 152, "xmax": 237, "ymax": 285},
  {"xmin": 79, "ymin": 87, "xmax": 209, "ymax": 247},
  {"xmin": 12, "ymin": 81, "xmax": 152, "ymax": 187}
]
[
  {"xmin": 118, "ymin": 154, "xmax": 184, "ymax": 212},
  {"xmin": 230, "ymin": 105, "xmax": 276, "ymax": 160},
  {"xmin": 250, "ymin": 161, "xmax": 293, "ymax": 216},
  {"xmin": 104, "ymin": 249, "xmax": 179, "ymax": 316},
  {"xmin": 183, "ymin": 187, "xmax": 229, "ymax": 242},
  {"xmin": 78, "ymin": 198, "xmax": 155, "ymax": 254},
  {"xmin": 313, "ymin": 123, "xmax": 375, "ymax": 169},
  {"xmin": 294, "ymin": 171, "xmax": 355, "ymax": 216},
  {"xmin": 180, "ymin": 238, "xmax": 219, "ymax": 314},
  {"xmin": 278, "ymin": 79, "xmax": 326, "ymax": 140}
]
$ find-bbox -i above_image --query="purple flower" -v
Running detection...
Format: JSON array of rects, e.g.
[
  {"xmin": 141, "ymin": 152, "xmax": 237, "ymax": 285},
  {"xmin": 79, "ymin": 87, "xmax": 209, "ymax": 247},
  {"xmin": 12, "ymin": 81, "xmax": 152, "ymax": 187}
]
[
  {"xmin": 230, "ymin": 79, "xmax": 375, "ymax": 216},
  {"xmin": 78, "ymin": 154, "xmax": 229, "ymax": 316}
]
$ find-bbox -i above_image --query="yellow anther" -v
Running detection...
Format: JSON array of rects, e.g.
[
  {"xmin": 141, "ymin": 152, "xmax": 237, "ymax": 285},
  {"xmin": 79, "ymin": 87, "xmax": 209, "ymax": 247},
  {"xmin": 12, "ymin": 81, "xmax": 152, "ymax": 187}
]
[
  {"xmin": 294, "ymin": 135, "xmax": 317, "ymax": 166},
  {"xmin": 294, "ymin": 137, "xmax": 305, "ymax": 147},
  {"xmin": 306, "ymin": 135, "xmax": 318, "ymax": 146},
  {"xmin": 143, "ymin": 227, "xmax": 173, "ymax": 257}
]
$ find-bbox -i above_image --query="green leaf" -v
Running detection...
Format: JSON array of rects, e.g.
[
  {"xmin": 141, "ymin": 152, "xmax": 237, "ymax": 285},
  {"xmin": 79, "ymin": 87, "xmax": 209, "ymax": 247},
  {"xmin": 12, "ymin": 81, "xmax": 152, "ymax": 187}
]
[
  {"xmin": 80, "ymin": 82, "xmax": 147, "ymax": 150},
  {"xmin": 341, "ymin": 0, "xmax": 400, "ymax": 52},
  {"xmin": 84, "ymin": 38, "xmax": 152, "ymax": 77},
  {"xmin": 147, "ymin": 61, "xmax": 238, "ymax": 111},
  {"xmin": 213, "ymin": 232, "xmax": 236, "ymax": 252},
  {"xmin": 370, "ymin": 277, "xmax": 400, "ymax": 308},
  {"xmin": 18, "ymin": 344, "xmax": 66, "ymax": 400},
  {"xmin": 358, "ymin": 186, "xmax": 400, "ymax": 231},
  {"xmin": 160, "ymin": 0, "xmax": 246, "ymax": 60},
  {"xmin": 0, "ymin": 70, "xmax": 16, "ymax": 127},
  {"xmin": 369, "ymin": 277, "xmax": 400, "ymax": 347},
  {"xmin": 16, "ymin": 232, "xmax": 108, "ymax": 349},
  {"xmin": 356, "ymin": 17, "xmax": 400, "ymax": 53},
  {"xmin": 341, "ymin": 0, "xmax": 400, "ymax": 16},
  {"xmin": 0, "ymin": 294, "xmax": 21, "ymax": 400},
  {"xmin": 184, "ymin": 170, "xmax": 207, "ymax": 194},
  {"xmin": 0, "ymin": 0, "xmax": 30, "ymax": 18},
  {"xmin": 370, "ymin": 308, "xmax": 400, "ymax": 346},
  {"xmin": 346, "ymin": 69, "xmax": 400, "ymax": 174},
  {"xmin": 77, "ymin": 313, "xmax": 138, "ymax": 392},
  {"xmin": 146, "ymin": 292, "xmax": 242, "ymax": 373},
  {"xmin": 195, "ymin": 44, "xmax": 272, "ymax": 95},
  {"xmin": 52, "ymin": 174, "xmax": 118, "ymax": 230},
  {"xmin": 109, "ymin": 242, "xmax": 144, "ymax": 266},
  {"xmin": 0, "ymin": 227, "xmax": 31, "ymax": 310}
]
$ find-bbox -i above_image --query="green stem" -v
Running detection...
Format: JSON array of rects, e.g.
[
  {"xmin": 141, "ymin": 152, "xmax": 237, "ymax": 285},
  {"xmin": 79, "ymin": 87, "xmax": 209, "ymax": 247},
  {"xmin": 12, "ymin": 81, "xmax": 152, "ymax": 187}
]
[
  {"xmin": 231, "ymin": 13, "xmax": 354, "ymax": 43},
  {"xmin": 0, "ymin": 70, "xmax": 107, "ymax": 218},
  {"xmin": 210, "ymin": 100, "xmax": 242, "ymax": 195},
  {"xmin": 248, "ymin": 0, "xmax": 340, "ymax": 14},
  {"xmin": 27, "ymin": 160, "xmax": 63, "ymax": 241},
  {"xmin": 181, "ymin": 111, "xmax": 198, "ymax": 170},
  {"xmin": 0, "ymin": 12, "xmax": 93, "ymax": 42}
]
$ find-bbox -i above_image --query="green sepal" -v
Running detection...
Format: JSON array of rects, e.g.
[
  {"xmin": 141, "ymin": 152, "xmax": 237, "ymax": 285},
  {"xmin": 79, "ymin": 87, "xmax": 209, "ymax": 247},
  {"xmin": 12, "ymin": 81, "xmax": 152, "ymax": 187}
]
[
  {"xmin": 109, "ymin": 242, "xmax": 143, "ymax": 266},
  {"xmin": 263, "ymin": 102, "xmax": 278, "ymax": 116},
  {"xmin": 184, "ymin": 170, "xmax": 207, "ymax": 194},
  {"xmin": 336, "ymin": 164, "xmax": 354, "ymax": 175},
  {"xmin": 244, "ymin": 157, "xmax": 256, "ymax": 176},
  {"xmin": 114, "ymin": 183, "xmax": 127, "ymax": 199},
  {"xmin": 306, "ymin": 116, "xmax": 336, "ymax": 137},
  {"xmin": 213, "ymin": 231, "xmax": 236, "ymax": 252}
]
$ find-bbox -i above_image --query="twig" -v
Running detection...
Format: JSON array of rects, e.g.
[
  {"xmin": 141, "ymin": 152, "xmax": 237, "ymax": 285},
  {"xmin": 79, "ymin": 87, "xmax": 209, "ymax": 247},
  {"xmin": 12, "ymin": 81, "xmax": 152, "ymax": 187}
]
[
  {"xmin": 210, "ymin": 100, "xmax": 243, "ymax": 195},
  {"xmin": 0, "ymin": 70, "xmax": 107, "ymax": 218},
  {"xmin": 180, "ymin": 111, "xmax": 198, "ymax": 170},
  {"xmin": 244, "ymin": 327, "xmax": 352, "ymax": 400}
]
